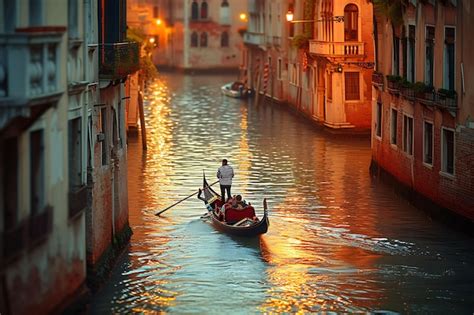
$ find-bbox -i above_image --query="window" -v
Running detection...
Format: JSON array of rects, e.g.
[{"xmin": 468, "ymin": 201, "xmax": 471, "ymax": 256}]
[
  {"xmin": 327, "ymin": 72, "xmax": 332, "ymax": 100},
  {"xmin": 191, "ymin": 32, "xmax": 198, "ymax": 47},
  {"xmin": 277, "ymin": 58, "xmax": 282, "ymax": 80},
  {"xmin": 407, "ymin": 25, "xmax": 415, "ymax": 82},
  {"xmin": 442, "ymin": 128, "xmax": 454, "ymax": 174},
  {"xmin": 29, "ymin": 0, "xmax": 43, "ymax": 26},
  {"xmin": 68, "ymin": 0, "xmax": 78, "ymax": 38},
  {"xmin": 200, "ymin": 32, "xmax": 208, "ymax": 47},
  {"xmin": 221, "ymin": 32, "xmax": 229, "ymax": 47},
  {"xmin": 423, "ymin": 121, "xmax": 433, "ymax": 165},
  {"xmin": 220, "ymin": 0, "xmax": 230, "ymax": 25},
  {"xmin": 68, "ymin": 117, "xmax": 82, "ymax": 191},
  {"xmin": 99, "ymin": 108, "xmax": 107, "ymax": 166},
  {"xmin": 390, "ymin": 108, "xmax": 397, "ymax": 145},
  {"xmin": 344, "ymin": 4, "xmax": 358, "ymax": 41},
  {"xmin": 425, "ymin": 26, "xmax": 435, "ymax": 86},
  {"xmin": 403, "ymin": 115, "xmax": 413, "ymax": 155},
  {"xmin": 191, "ymin": 1, "xmax": 199, "ymax": 20},
  {"xmin": 375, "ymin": 102, "xmax": 382, "ymax": 138},
  {"xmin": 201, "ymin": 1, "xmax": 208, "ymax": 19},
  {"xmin": 3, "ymin": 0, "xmax": 17, "ymax": 32},
  {"xmin": 393, "ymin": 36, "xmax": 400, "ymax": 76},
  {"xmin": 444, "ymin": 27, "xmax": 455, "ymax": 91},
  {"xmin": 345, "ymin": 72, "xmax": 360, "ymax": 100},
  {"xmin": 30, "ymin": 130, "xmax": 45, "ymax": 215},
  {"xmin": 153, "ymin": 5, "xmax": 159, "ymax": 18},
  {"xmin": 2, "ymin": 137, "xmax": 18, "ymax": 226}
]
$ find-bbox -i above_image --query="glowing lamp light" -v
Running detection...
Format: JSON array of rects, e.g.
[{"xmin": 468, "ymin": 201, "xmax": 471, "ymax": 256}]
[
  {"xmin": 149, "ymin": 37, "xmax": 155, "ymax": 44},
  {"xmin": 156, "ymin": 19, "xmax": 162, "ymax": 25},
  {"xmin": 286, "ymin": 10, "xmax": 294, "ymax": 22},
  {"xmin": 239, "ymin": 13, "xmax": 247, "ymax": 21}
]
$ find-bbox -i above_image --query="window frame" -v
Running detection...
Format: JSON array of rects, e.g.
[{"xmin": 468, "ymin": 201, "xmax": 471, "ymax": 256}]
[
  {"xmin": 375, "ymin": 101, "xmax": 382, "ymax": 140},
  {"xmin": 390, "ymin": 107, "xmax": 398, "ymax": 146},
  {"xmin": 402, "ymin": 114, "xmax": 414, "ymax": 156},
  {"xmin": 441, "ymin": 127, "xmax": 455, "ymax": 176},
  {"xmin": 423, "ymin": 120, "xmax": 434, "ymax": 167},
  {"xmin": 344, "ymin": 71, "xmax": 360, "ymax": 101},
  {"xmin": 443, "ymin": 26, "xmax": 456, "ymax": 91},
  {"xmin": 425, "ymin": 25, "xmax": 435, "ymax": 87}
]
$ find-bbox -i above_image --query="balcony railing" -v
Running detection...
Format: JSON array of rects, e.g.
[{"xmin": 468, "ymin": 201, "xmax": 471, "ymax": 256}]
[
  {"xmin": 99, "ymin": 42, "xmax": 139, "ymax": 80},
  {"xmin": 417, "ymin": 91, "xmax": 457, "ymax": 110},
  {"xmin": 0, "ymin": 31, "xmax": 63, "ymax": 102},
  {"xmin": 309, "ymin": 40, "xmax": 365, "ymax": 57},
  {"xmin": 244, "ymin": 32, "xmax": 265, "ymax": 46}
]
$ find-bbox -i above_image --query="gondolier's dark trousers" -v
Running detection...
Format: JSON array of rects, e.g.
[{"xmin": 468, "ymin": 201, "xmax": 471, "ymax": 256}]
[{"xmin": 220, "ymin": 185, "xmax": 232, "ymax": 202}]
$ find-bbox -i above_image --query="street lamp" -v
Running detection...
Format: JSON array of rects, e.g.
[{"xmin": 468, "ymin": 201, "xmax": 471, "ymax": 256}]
[{"xmin": 285, "ymin": 10, "xmax": 344, "ymax": 23}]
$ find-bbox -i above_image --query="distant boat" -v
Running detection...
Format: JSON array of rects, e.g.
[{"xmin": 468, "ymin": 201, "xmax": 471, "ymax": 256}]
[{"xmin": 221, "ymin": 81, "xmax": 253, "ymax": 98}]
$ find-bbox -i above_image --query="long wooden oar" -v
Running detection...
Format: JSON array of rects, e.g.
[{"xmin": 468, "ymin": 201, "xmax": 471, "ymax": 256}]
[{"xmin": 155, "ymin": 180, "xmax": 220, "ymax": 216}]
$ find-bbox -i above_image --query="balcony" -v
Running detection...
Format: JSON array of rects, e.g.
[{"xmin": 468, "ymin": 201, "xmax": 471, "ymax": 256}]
[
  {"xmin": 244, "ymin": 32, "xmax": 265, "ymax": 46},
  {"xmin": 0, "ymin": 30, "xmax": 64, "ymax": 131},
  {"xmin": 309, "ymin": 40, "xmax": 365, "ymax": 58},
  {"xmin": 372, "ymin": 72, "xmax": 384, "ymax": 89},
  {"xmin": 99, "ymin": 42, "xmax": 139, "ymax": 80}
]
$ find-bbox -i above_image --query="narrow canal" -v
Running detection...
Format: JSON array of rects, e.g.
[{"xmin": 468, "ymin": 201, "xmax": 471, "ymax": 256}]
[{"xmin": 90, "ymin": 73, "xmax": 474, "ymax": 314}]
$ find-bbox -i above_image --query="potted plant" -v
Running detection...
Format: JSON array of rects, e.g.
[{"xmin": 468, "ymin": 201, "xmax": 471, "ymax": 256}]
[{"xmin": 399, "ymin": 79, "xmax": 414, "ymax": 98}]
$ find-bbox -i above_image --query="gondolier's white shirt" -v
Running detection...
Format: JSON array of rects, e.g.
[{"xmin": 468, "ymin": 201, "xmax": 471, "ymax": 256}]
[{"xmin": 217, "ymin": 165, "xmax": 234, "ymax": 186}]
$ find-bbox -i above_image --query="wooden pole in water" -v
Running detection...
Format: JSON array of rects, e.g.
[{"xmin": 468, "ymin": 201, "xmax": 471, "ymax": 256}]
[{"xmin": 138, "ymin": 91, "xmax": 147, "ymax": 150}]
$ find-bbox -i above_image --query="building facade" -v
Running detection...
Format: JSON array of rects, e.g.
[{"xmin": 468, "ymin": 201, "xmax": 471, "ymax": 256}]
[
  {"xmin": 243, "ymin": 0, "xmax": 374, "ymax": 131},
  {"xmin": 0, "ymin": 0, "xmax": 137, "ymax": 313},
  {"xmin": 129, "ymin": 0, "xmax": 248, "ymax": 71},
  {"xmin": 371, "ymin": 0, "xmax": 474, "ymax": 223}
]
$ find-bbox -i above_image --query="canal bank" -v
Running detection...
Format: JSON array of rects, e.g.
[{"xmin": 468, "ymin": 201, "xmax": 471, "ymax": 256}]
[{"xmin": 88, "ymin": 73, "xmax": 474, "ymax": 314}]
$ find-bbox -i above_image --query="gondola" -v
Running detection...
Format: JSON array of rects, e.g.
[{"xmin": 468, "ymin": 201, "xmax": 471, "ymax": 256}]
[
  {"xmin": 198, "ymin": 175, "xmax": 269, "ymax": 237},
  {"xmin": 221, "ymin": 81, "xmax": 253, "ymax": 98}
]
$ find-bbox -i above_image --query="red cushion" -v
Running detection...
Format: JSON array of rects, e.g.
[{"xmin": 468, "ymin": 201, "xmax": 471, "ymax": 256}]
[{"xmin": 225, "ymin": 206, "xmax": 256, "ymax": 223}]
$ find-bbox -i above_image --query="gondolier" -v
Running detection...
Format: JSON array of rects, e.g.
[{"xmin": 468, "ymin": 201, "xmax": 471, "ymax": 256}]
[{"xmin": 217, "ymin": 159, "xmax": 234, "ymax": 202}]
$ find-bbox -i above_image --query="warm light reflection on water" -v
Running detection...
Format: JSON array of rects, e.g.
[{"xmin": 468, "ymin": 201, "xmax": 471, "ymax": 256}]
[{"xmin": 90, "ymin": 73, "xmax": 474, "ymax": 314}]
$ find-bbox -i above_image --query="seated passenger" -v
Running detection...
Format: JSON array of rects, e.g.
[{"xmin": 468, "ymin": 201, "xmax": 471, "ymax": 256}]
[{"xmin": 232, "ymin": 195, "xmax": 247, "ymax": 209}]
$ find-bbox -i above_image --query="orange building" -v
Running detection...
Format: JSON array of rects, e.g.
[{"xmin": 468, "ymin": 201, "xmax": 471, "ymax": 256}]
[{"xmin": 243, "ymin": 0, "xmax": 374, "ymax": 132}]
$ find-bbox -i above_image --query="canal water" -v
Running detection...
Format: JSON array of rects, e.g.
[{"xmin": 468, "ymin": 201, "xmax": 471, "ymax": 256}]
[{"xmin": 90, "ymin": 73, "xmax": 474, "ymax": 314}]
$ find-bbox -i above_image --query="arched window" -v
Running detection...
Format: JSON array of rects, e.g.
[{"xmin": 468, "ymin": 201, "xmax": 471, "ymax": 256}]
[
  {"xmin": 220, "ymin": 0, "xmax": 230, "ymax": 24},
  {"xmin": 344, "ymin": 4, "xmax": 358, "ymax": 41},
  {"xmin": 200, "ymin": 32, "xmax": 208, "ymax": 47},
  {"xmin": 201, "ymin": 1, "xmax": 208, "ymax": 19},
  {"xmin": 191, "ymin": 32, "xmax": 198, "ymax": 47},
  {"xmin": 221, "ymin": 31, "xmax": 229, "ymax": 47},
  {"xmin": 191, "ymin": 1, "xmax": 198, "ymax": 20}
]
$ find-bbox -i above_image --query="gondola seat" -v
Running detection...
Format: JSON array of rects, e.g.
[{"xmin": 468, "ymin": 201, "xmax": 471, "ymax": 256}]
[{"xmin": 225, "ymin": 206, "xmax": 256, "ymax": 224}]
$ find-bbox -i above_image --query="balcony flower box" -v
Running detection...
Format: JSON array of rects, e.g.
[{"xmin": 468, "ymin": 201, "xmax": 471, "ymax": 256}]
[
  {"xmin": 414, "ymin": 82, "xmax": 435, "ymax": 102},
  {"xmin": 386, "ymin": 75, "xmax": 401, "ymax": 92},
  {"xmin": 99, "ymin": 42, "xmax": 140, "ymax": 80}
]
